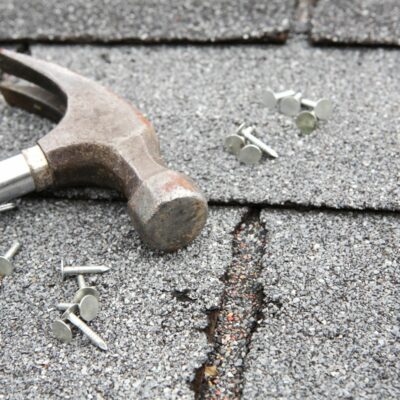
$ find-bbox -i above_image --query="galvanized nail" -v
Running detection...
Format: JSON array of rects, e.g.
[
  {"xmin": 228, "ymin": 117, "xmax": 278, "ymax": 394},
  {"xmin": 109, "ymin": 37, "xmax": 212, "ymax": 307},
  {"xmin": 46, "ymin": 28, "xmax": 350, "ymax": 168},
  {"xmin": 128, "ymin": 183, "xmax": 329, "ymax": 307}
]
[
  {"xmin": 57, "ymin": 294, "xmax": 100, "ymax": 322},
  {"xmin": 238, "ymin": 125, "xmax": 278, "ymax": 159},
  {"xmin": 52, "ymin": 318, "xmax": 73, "ymax": 343},
  {"xmin": 262, "ymin": 89, "xmax": 296, "ymax": 109},
  {"xmin": 238, "ymin": 144, "xmax": 262, "ymax": 165},
  {"xmin": 0, "ymin": 202, "xmax": 17, "ymax": 213},
  {"xmin": 224, "ymin": 134, "xmax": 246, "ymax": 156},
  {"xmin": 73, "ymin": 274, "xmax": 100, "ymax": 303},
  {"xmin": 0, "ymin": 241, "xmax": 21, "ymax": 276},
  {"xmin": 62, "ymin": 305, "xmax": 108, "ymax": 351},
  {"xmin": 279, "ymin": 92, "xmax": 302, "ymax": 117},
  {"xmin": 60, "ymin": 259, "xmax": 110, "ymax": 279},
  {"xmin": 296, "ymin": 110, "xmax": 318, "ymax": 134},
  {"xmin": 301, "ymin": 97, "xmax": 332, "ymax": 120}
]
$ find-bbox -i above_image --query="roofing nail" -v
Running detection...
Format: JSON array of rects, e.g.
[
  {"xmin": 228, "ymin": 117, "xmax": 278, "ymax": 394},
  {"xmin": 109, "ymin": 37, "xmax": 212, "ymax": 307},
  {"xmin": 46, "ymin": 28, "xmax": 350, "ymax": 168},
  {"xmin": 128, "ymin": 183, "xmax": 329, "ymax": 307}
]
[
  {"xmin": 52, "ymin": 318, "xmax": 73, "ymax": 343},
  {"xmin": 57, "ymin": 294, "xmax": 100, "ymax": 322},
  {"xmin": 0, "ymin": 241, "xmax": 21, "ymax": 276},
  {"xmin": 60, "ymin": 259, "xmax": 110, "ymax": 280},
  {"xmin": 296, "ymin": 110, "xmax": 318, "ymax": 134},
  {"xmin": 238, "ymin": 125, "xmax": 278, "ymax": 159},
  {"xmin": 262, "ymin": 89, "xmax": 296, "ymax": 109},
  {"xmin": 73, "ymin": 274, "xmax": 100, "ymax": 303},
  {"xmin": 301, "ymin": 97, "xmax": 333, "ymax": 120},
  {"xmin": 224, "ymin": 134, "xmax": 246, "ymax": 156},
  {"xmin": 0, "ymin": 202, "xmax": 17, "ymax": 213},
  {"xmin": 279, "ymin": 92, "xmax": 302, "ymax": 116},
  {"xmin": 62, "ymin": 304, "xmax": 108, "ymax": 351},
  {"xmin": 238, "ymin": 144, "xmax": 262, "ymax": 165}
]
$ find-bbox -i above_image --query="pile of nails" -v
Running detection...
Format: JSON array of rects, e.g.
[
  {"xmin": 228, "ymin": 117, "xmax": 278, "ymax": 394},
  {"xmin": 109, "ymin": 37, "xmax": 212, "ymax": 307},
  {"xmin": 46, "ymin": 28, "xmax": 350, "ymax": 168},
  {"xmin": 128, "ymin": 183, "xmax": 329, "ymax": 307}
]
[
  {"xmin": 263, "ymin": 89, "xmax": 333, "ymax": 134},
  {"xmin": 224, "ymin": 90, "xmax": 333, "ymax": 165},
  {"xmin": 0, "ymin": 202, "xmax": 21, "ymax": 277},
  {"xmin": 224, "ymin": 122, "xmax": 278, "ymax": 165},
  {"xmin": 52, "ymin": 259, "xmax": 111, "ymax": 351}
]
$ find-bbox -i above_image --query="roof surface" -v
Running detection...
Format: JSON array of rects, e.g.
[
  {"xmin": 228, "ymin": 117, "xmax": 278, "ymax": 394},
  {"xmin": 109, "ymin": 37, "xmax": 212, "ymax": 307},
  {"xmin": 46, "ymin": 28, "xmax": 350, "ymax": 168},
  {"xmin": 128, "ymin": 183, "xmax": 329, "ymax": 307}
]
[{"xmin": 0, "ymin": 1, "xmax": 399, "ymax": 399}]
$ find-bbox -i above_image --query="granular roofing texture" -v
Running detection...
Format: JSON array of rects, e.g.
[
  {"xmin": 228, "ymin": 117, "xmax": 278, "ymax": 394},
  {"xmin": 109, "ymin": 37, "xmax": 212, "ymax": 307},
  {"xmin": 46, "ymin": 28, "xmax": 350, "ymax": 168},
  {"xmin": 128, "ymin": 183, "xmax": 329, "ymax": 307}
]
[
  {"xmin": 311, "ymin": 0, "xmax": 400, "ymax": 46},
  {"xmin": 0, "ymin": 0, "xmax": 294, "ymax": 43},
  {"xmin": 0, "ymin": 199, "xmax": 245, "ymax": 399},
  {"xmin": 243, "ymin": 209, "xmax": 400, "ymax": 399},
  {"xmin": 1, "ymin": 40, "xmax": 399, "ymax": 210}
]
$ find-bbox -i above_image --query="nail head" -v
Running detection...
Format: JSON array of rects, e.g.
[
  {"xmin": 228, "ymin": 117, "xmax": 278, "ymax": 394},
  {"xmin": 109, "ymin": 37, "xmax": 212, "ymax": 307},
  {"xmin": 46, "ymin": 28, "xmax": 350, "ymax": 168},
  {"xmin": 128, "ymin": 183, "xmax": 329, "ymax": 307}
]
[
  {"xmin": 79, "ymin": 295, "xmax": 100, "ymax": 322},
  {"xmin": 279, "ymin": 96, "xmax": 301, "ymax": 116},
  {"xmin": 314, "ymin": 98, "xmax": 333, "ymax": 120},
  {"xmin": 224, "ymin": 134, "xmax": 245, "ymax": 156},
  {"xmin": 262, "ymin": 90, "xmax": 278, "ymax": 109},
  {"xmin": 52, "ymin": 319, "xmax": 73, "ymax": 343},
  {"xmin": 296, "ymin": 111, "xmax": 318, "ymax": 134},
  {"xmin": 73, "ymin": 287, "xmax": 100, "ymax": 303},
  {"xmin": 238, "ymin": 144, "xmax": 262, "ymax": 165},
  {"xmin": 0, "ymin": 257, "xmax": 13, "ymax": 276}
]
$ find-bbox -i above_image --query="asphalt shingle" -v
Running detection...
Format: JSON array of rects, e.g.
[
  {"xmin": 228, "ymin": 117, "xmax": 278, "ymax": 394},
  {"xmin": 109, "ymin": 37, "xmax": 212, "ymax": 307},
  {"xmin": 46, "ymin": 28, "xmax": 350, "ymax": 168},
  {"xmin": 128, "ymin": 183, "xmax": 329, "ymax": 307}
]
[
  {"xmin": 0, "ymin": 199, "xmax": 245, "ymax": 398},
  {"xmin": 243, "ymin": 209, "xmax": 400, "ymax": 399},
  {"xmin": 1, "ymin": 40, "xmax": 399, "ymax": 210},
  {"xmin": 311, "ymin": 0, "xmax": 400, "ymax": 46},
  {"xmin": 0, "ymin": 0, "xmax": 293, "ymax": 43}
]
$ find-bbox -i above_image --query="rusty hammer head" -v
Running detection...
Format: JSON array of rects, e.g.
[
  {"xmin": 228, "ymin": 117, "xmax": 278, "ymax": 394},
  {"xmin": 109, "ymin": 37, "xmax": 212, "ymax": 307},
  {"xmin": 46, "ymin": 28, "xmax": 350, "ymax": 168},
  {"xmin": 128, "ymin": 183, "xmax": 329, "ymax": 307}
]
[{"xmin": 0, "ymin": 49, "xmax": 208, "ymax": 251}]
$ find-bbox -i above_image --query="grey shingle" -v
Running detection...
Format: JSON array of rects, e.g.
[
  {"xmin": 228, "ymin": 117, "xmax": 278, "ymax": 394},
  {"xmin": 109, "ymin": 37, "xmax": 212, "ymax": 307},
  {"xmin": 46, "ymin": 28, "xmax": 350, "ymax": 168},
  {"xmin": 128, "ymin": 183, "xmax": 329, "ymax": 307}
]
[
  {"xmin": 243, "ymin": 209, "xmax": 400, "ymax": 399},
  {"xmin": 0, "ymin": 199, "xmax": 245, "ymax": 398},
  {"xmin": 1, "ymin": 41, "xmax": 399, "ymax": 210},
  {"xmin": 0, "ymin": 0, "xmax": 293, "ymax": 43},
  {"xmin": 311, "ymin": 0, "xmax": 400, "ymax": 46}
]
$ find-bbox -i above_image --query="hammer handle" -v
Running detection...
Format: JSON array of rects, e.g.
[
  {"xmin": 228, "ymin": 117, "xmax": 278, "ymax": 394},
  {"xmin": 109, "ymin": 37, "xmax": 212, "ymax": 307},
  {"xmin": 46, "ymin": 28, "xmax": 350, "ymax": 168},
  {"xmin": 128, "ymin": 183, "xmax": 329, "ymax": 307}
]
[{"xmin": 0, "ymin": 154, "xmax": 35, "ymax": 203}]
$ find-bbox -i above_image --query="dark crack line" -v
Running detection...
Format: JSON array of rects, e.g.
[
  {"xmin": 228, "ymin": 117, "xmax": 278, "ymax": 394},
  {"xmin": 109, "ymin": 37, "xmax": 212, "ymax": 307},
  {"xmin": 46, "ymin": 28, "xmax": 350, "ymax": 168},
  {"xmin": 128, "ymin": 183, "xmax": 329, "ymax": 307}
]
[
  {"xmin": 191, "ymin": 208, "xmax": 267, "ymax": 399},
  {"xmin": 12, "ymin": 194, "xmax": 400, "ymax": 217},
  {"xmin": 209, "ymin": 200, "xmax": 400, "ymax": 217},
  {"xmin": 0, "ymin": 34, "xmax": 289, "ymax": 47}
]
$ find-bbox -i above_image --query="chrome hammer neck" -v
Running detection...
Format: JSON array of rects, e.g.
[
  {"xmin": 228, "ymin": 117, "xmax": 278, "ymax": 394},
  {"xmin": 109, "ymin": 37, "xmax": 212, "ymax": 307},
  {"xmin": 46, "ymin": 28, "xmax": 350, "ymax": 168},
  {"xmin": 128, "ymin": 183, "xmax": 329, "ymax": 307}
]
[{"xmin": 0, "ymin": 145, "xmax": 52, "ymax": 203}]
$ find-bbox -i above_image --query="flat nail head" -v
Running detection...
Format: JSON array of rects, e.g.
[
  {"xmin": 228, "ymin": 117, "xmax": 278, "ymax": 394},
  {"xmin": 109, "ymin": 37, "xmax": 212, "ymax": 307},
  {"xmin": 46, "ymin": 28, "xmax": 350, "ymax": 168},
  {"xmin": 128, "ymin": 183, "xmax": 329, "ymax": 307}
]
[
  {"xmin": 0, "ymin": 256, "xmax": 13, "ymax": 276},
  {"xmin": 238, "ymin": 144, "xmax": 262, "ymax": 165},
  {"xmin": 296, "ymin": 111, "xmax": 318, "ymax": 134},
  {"xmin": 79, "ymin": 295, "xmax": 100, "ymax": 322},
  {"xmin": 73, "ymin": 287, "xmax": 100, "ymax": 303},
  {"xmin": 279, "ymin": 96, "xmax": 301, "ymax": 116},
  {"xmin": 314, "ymin": 98, "xmax": 333, "ymax": 120},
  {"xmin": 262, "ymin": 90, "xmax": 278, "ymax": 109},
  {"xmin": 52, "ymin": 319, "xmax": 73, "ymax": 343},
  {"xmin": 224, "ymin": 134, "xmax": 245, "ymax": 156}
]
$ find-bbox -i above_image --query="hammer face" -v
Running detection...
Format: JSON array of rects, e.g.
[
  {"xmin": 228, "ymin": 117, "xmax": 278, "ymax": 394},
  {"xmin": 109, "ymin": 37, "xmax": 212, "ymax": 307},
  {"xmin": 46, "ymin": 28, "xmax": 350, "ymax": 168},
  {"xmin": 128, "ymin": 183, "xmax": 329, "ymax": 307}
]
[
  {"xmin": 0, "ymin": 49, "xmax": 208, "ymax": 251},
  {"xmin": 129, "ymin": 170, "xmax": 208, "ymax": 251}
]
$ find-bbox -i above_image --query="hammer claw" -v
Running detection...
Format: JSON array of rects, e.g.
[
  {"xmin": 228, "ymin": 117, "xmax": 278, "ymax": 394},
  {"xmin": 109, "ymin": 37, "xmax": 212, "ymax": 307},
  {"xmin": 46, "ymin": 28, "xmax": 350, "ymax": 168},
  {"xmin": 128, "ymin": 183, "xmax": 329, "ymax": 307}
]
[
  {"xmin": 0, "ymin": 49, "xmax": 68, "ymax": 100},
  {"xmin": 0, "ymin": 82, "xmax": 65, "ymax": 122}
]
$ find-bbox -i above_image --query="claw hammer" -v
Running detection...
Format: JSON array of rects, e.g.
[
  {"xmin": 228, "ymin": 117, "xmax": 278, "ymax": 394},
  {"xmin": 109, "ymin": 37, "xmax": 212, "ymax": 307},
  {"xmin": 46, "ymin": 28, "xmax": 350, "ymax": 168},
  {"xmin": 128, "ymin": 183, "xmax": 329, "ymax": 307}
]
[{"xmin": 0, "ymin": 49, "xmax": 208, "ymax": 251}]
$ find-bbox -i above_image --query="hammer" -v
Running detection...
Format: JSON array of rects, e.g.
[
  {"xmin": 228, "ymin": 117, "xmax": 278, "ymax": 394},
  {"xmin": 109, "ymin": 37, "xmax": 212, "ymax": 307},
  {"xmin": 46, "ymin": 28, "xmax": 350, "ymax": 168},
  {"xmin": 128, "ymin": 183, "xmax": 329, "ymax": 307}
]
[{"xmin": 0, "ymin": 49, "xmax": 208, "ymax": 251}]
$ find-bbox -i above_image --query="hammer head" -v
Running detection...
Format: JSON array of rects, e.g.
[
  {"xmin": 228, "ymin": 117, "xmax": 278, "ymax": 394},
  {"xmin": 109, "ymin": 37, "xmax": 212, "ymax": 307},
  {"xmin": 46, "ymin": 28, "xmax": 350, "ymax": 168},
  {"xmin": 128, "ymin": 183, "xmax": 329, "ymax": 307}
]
[
  {"xmin": 129, "ymin": 170, "xmax": 208, "ymax": 250},
  {"xmin": 0, "ymin": 49, "xmax": 208, "ymax": 251}
]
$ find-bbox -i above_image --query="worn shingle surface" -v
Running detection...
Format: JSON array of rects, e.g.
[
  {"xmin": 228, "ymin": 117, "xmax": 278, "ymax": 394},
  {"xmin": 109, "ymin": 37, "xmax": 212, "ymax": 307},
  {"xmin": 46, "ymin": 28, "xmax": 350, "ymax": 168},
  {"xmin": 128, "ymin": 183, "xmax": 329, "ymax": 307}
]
[
  {"xmin": 311, "ymin": 0, "xmax": 400, "ymax": 46},
  {"xmin": 0, "ymin": 199, "xmax": 245, "ymax": 399},
  {"xmin": 1, "ymin": 41, "xmax": 399, "ymax": 209},
  {"xmin": 0, "ymin": 0, "xmax": 293, "ymax": 43},
  {"xmin": 243, "ymin": 209, "xmax": 400, "ymax": 399}
]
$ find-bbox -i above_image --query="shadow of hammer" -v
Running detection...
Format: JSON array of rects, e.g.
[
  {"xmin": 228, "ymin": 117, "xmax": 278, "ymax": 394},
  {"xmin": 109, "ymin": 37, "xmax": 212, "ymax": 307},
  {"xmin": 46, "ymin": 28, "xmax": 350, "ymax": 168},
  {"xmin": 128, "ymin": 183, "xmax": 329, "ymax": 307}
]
[{"xmin": 0, "ymin": 49, "xmax": 208, "ymax": 251}]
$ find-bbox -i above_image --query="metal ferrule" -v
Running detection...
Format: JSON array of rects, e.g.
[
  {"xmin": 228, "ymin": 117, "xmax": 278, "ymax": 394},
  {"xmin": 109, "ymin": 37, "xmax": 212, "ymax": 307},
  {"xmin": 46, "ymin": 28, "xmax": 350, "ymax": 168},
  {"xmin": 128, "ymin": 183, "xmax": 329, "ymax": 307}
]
[{"xmin": 0, "ymin": 145, "xmax": 52, "ymax": 203}]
